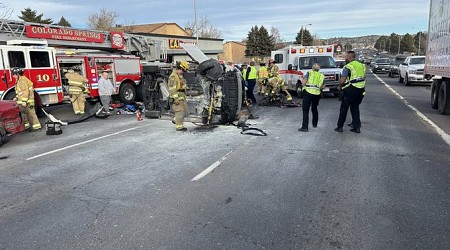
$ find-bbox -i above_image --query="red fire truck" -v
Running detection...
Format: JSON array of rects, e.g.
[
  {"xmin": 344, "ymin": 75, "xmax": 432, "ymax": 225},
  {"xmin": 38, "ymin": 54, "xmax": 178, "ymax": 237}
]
[
  {"xmin": 0, "ymin": 19, "xmax": 170, "ymax": 109},
  {"xmin": 0, "ymin": 19, "xmax": 242, "ymax": 124}
]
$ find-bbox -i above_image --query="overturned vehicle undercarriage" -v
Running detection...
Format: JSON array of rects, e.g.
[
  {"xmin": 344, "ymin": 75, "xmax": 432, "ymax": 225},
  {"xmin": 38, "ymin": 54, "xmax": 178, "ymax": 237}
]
[{"xmin": 142, "ymin": 57, "xmax": 243, "ymax": 125}]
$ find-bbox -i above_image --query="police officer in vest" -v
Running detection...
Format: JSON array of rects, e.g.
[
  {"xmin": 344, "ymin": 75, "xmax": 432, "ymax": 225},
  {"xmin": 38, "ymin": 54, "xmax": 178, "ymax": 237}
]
[
  {"xmin": 299, "ymin": 63, "xmax": 324, "ymax": 132},
  {"xmin": 12, "ymin": 68, "xmax": 41, "ymax": 130},
  {"xmin": 169, "ymin": 61, "xmax": 189, "ymax": 131},
  {"xmin": 244, "ymin": 61, "xmax": 258, "ymax": 104},
  {"xmin": 335, "ymin": 51, "xmax": 366, "ymax": 133}
]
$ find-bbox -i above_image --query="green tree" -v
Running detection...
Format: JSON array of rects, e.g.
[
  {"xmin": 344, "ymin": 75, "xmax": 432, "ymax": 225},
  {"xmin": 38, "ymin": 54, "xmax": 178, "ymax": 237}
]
[
  {"xmin": 18, "ymin": 7, "xmax": 53, "ymax": 24},
  {"xmin": 294, "ymin": 28, "xmax": 313, "ymax": 45},
  {"xmin": 389, "ymin": 33, "xmax": 401, "ymax": 54},
  {"xmin": 56, "ymin": 16, "xmax": 71, "ymax": 27},
  {"xmin": 344, "ymin": 42, "xmax": 353, "ymax": 51},
  {"xmin": 414, "ymin": 31, "xmax": 427, "ymax": 55},
  {"xmin": 400, "ymin": 33, "xmax": 416, "ymax": 54},
  {"xmin": 245, "ymin": 26, "xmax": 274, "ymax": 61},
  {"xmin": 374, "ymin": 35, "xmax": 389, "ymax": 51}
]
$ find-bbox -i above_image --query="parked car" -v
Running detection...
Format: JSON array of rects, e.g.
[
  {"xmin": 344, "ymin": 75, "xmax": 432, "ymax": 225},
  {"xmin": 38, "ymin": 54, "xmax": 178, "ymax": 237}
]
[
  {"xmin": 398, "ymin": 56, "xmax": 431, "ymax": 86},
  {"xmin": 372, "ymin": 58, "xmax": 391, "ymax": 73},
  {"xmin": 388, "ymin": 54, "xmax": 407, "ymax": 78},
  {"xmin": 0, "ymin": 100, "xmax": 25, "ymax": 145}
]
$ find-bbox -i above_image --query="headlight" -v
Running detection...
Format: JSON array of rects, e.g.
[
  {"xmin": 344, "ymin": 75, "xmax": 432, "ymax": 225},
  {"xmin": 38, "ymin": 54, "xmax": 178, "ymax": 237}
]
[
  {"xmin": 392, "ymin": 66, "xmax": 398, "ymax": 69},
  {"xmin": 409, "ymin": 69, "xmax": 416, "ymax": 74}
]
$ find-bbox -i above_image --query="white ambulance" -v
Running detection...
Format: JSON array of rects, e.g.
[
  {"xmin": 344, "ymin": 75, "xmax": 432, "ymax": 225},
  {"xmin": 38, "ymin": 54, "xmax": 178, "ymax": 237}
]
[{"xmin": 271, "ymin": 45, "xmax": 341, "ymax": 96}]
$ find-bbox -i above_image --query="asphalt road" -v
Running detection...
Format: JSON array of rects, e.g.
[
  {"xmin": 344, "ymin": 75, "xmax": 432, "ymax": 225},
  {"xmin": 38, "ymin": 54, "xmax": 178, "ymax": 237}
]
[{"xmin": 1, "ymin": 70, "xmax": 450, "ymax": 249}]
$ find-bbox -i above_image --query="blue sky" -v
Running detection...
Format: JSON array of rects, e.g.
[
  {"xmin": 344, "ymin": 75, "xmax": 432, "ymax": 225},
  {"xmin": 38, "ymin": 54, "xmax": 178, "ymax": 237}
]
[{"xmin": 5, "ymin": 0, "xmax": 430, "ymax": 42}]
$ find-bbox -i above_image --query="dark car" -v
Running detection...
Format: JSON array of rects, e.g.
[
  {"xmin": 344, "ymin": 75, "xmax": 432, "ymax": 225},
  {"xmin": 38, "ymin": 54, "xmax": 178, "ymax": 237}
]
[
  {"xmin": 388, "ymin": 55, "xmax": 407, "ymax": 78},
  {"xmin": 372, "ymin": 58, "xmax": 391, "ymax": 73},
  {"xmin": 0, "ymin": 100, "xmax": 25, "ymax": 145}
]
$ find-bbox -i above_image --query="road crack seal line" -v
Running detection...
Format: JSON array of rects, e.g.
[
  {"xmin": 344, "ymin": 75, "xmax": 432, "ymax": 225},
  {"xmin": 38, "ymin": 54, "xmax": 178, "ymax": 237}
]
[{"xmin": 373, "ymin": 73, "xmax": 450, "ymax": 146}]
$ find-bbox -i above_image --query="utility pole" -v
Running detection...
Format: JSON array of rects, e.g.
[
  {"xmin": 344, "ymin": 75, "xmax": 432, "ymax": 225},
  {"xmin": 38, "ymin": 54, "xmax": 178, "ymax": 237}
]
[
  {"xmin": 194, "ymin": 0, "xmax": 198, "ymax": 45},
  {"xmin": 398, "ymin": 35, "xmax": 401, "ymax": 55},
  {"xmin": 418, "ymin": 31, "xmax": 421, "ymax": 56}
]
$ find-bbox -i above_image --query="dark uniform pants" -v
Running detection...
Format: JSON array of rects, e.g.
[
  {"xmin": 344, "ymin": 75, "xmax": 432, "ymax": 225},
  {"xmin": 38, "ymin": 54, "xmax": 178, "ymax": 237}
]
[
  {"xmin": 246, "ymin": 79, "xmax": 257, "ymax": 104},
  {"xmin": 302, "ymin": 91, "xmax": 321, "ymax": 129},
  {"xmin": 337, "ymin": 85, "xmax": 365, "ymax": 129}
]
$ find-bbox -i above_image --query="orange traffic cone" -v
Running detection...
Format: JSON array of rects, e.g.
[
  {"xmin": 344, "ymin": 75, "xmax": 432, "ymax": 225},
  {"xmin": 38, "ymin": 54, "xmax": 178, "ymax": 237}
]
[{"xmin": 136, "ymin": 110, "xmax": 142, "ymax": 121}]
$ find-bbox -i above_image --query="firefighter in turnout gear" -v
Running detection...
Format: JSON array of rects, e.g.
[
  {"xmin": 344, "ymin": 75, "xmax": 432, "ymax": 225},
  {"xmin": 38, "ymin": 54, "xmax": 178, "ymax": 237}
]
[
  {"xmin": 266, "ymin": 59, "xmax": 280, "ymax": 97},
  {"xmin": 65, "ymin": 69, "xmax": 88, "ymax": 115},
  {"xmin": 257, "ymin": 62, "xmax": 268, "ymax": 95},
  {"xmin": 335, "ymin": 51, "xmax": 366, "ymax": 133},
  {"xmin": 299, "ymin": 63, "xmax": 324, "ymax": 132},
  {"xmin": 169, "ymin": 61, "xmax": 189, "ymax": 131},
  {"xmin": 268, "ymin": 76, "xmax": 293, "ymax": 103},
  {"xmin": 12, "ymin": 68, "xmax": 41, "ymax": 130}
]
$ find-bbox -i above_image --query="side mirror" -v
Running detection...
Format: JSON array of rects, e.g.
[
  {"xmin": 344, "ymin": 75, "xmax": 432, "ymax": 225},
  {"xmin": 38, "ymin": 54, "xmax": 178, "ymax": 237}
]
[{"xmin": 288, "ymin": 64, "xmax": 292, "ymax": 70}]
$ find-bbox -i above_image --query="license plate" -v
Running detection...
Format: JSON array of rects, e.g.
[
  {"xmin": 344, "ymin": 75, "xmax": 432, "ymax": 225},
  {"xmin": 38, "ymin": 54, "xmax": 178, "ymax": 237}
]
[{"xmin": 323, "ymin": 87, "xmax": 330, "ymax": 92}]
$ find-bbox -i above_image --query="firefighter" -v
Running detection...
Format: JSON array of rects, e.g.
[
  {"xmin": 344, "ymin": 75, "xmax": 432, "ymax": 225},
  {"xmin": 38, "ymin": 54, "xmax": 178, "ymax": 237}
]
[
  {"xmin": 169, "ymin": 61, "xmax": 189, "ymax": 131},
  {"xmin": 335, "ymin": 51, "xmax": 366, "ymax": 133},
  {"xmin": 11, "ymin": 68, "xmax": 41, "ymax": 130},
  {"xmin": 65, "ymin": 69, "xmax": 88, "ymax": 115},
  {"xmin": 266, "ymin": 59, "xmax": 279, "ymax": 96},
  {"xmin": 257, "ymin": 62, "xmax": 268, "ymax": 95},
  {"xmin": 268, "ymin": 76, "xmax": 293, "ymax": 103},
  {"xmin": 298, "ymin": 63, "xmax": 324, "ymax": 132}
]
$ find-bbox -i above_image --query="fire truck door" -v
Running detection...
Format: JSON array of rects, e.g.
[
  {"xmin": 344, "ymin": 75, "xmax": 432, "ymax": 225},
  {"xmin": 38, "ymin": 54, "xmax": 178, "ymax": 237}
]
[
  {"xmin": 25, "ymin": 48, "xmax": 61, "ymax": 104},
  {"xmin": 1, "ymin": 48, "xmax": 27, "ymax": 99},
  {"xmin": 0, "ymin": 48, "xmax": 9, "ymax": 99}
]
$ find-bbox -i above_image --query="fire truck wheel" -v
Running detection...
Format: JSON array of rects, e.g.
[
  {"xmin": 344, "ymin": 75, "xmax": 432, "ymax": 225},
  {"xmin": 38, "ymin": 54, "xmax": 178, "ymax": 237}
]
[
  {"xmin": 0, "ymin": 129, "xmax": 5, "ymax": 146},
  {"xmin": 119, "ymin": 83, "xmax": 136, "ymax": 104}
]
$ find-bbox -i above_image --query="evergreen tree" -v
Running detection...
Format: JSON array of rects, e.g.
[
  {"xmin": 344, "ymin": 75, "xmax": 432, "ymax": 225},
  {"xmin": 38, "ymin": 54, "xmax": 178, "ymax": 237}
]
[
  {"xmin": 344, "ymin": 42, "xmax": 353, "ymax": 51},
  {"xmin": 294, "ymin": 28, "xmax": 313, "ymax": 45},
  {"xmin": 389, "ymin": 33, "xmax": 401, "ymax": 54},
  {"xmin": 374, "ymin": 35, "xmax": 389, "ymax": 51},
  {"xmin": 245, "ymin": 26, "xmax": 259, "ymax": 57},
  {"xmin": 256, "ymin": 26, "xmax": 274, "ymax": 59},
  {"xmin": 56, "ymin": 16, "xmax": 71, "ymax": 27},
  {"xmin": 400, "ymin": 33, "xmax": 416, "ymax": 54},
  {"xmin": 18, "ymin": 7, "xmax": 52, "ymax": 24}
]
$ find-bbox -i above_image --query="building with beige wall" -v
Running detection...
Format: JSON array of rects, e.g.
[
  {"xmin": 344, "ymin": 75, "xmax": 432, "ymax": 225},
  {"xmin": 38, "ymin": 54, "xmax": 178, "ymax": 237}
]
[{"xmin": 219, "ymin": 41, "xmax": 247, "ymax": 64}]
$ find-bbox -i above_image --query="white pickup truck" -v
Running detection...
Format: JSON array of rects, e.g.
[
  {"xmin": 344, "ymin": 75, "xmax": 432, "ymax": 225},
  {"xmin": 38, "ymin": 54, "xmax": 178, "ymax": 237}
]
[{"xmin": 398, "ymin": 56, "xmax": 431, "ymax": 86}]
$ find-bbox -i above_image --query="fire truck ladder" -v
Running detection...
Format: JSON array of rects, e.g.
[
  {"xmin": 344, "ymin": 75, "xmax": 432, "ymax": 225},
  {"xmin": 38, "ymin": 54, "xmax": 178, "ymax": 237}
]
[{"xmin": 0, "ymin": 19, "xmax": 164, "ymax": 62}]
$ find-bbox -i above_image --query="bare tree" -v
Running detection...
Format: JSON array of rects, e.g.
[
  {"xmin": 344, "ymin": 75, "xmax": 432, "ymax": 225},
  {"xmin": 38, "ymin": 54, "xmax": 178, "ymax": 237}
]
[
  {"xmin": 0, "ymin": 2, "xmax": 12, "ymax": 19},
  {"xmin": 270, "ymin": 26, "xmax": 283, "ymax": 44},
  {"xmin": 185, "ymin": 15, "xmax": 221, "ymax": 39},
  {"xmin": 87, "ymin": 8, "xmax": 118, "ymax": 31}
]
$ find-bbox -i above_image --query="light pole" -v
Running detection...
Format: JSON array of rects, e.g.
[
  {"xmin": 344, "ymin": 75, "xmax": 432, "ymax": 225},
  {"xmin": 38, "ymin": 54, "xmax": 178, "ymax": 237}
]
[
  {"xmin": 397, "ymin": 35, "xmax": 402, "ymax": 55},
  {"xmin": 301, "ymin": 23, "xmax": 312, "ymax": 45},
  {"xmin": 417, "ymin": 31, "xmax": 421, "ymax": 56},
  {"xmin": 194, "ymin": 0, "xmax": 198, "ymax": 45}
]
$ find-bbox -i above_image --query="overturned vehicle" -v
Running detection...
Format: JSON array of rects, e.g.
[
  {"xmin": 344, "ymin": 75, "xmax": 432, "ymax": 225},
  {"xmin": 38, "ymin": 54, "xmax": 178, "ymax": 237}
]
[{"xmin": 142, "ymin": 46, "xmax": 243, "ymax": 125}]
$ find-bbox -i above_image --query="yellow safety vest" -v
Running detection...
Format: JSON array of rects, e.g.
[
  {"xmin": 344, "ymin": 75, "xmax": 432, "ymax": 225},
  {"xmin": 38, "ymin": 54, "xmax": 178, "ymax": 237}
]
[
  {"xmin": 168, "ymin": 70, "xmax": 186, "ymax": 101},
  {"xmin": 343, "ymin": 61, "xmax": 366, "ymax": 89},
  {"xmin": 258, "ymin": 66, "xmax": 268, "ymax": 78},
  {"xmin": 305, "ymin": 70, "xmax": 325, "ymax": 95},
  {"xmin": 246, "ymin": 66, "xmax": 257, "ymax": 80}
]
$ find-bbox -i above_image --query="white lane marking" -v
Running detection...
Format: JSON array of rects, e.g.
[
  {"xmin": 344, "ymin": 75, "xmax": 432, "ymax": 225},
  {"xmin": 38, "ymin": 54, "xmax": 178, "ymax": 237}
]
[
  {"xmin": 191, "ymin": 148, "xmax": 237, "ymax": 182},
  {"xmin": 373, "ymin": 73, "xmax": 450, "ymax": 145},
  {"xmin": 27, "ymin": 124, "xmax": 152, "ymax": 160}
]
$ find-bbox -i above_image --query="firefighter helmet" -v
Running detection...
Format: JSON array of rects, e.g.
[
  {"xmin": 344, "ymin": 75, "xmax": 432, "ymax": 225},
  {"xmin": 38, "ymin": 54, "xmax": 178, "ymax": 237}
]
[
  {"xmin": 11, "ymin": 67, "xmax": 24, "ymax": 76},
  {"xmin": 177, "ymin": 61, "xmax": 189, "ymax": 71}
]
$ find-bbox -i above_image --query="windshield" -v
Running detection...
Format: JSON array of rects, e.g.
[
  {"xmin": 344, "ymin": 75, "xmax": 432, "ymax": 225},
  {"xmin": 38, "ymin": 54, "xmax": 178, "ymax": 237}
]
[
  {"xmin": 410, "ymin": 57, "xmax": 425, "ymax": 64},
  {"xmin": 375, "ymin": 58, "xmax": 390, "ymax": 64},
  {"xmin": 298, "ymin": 56, "xmax": 336, "ymax": 69}
]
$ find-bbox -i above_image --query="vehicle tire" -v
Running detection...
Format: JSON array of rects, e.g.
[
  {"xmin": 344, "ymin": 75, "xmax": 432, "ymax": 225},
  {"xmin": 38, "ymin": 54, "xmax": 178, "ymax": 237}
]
[
  {"xmin": 404, "ymin": 74, "xmax": 411, "ymax": 86},
  {"xmin": 197, "ymin": 58, "xmax": 217, "ymax": 74},
  {"xmin": 142, "ymin": 74, "xmax": 169, "ymax": 117},
  {"xmin": 373, "ymin": 69, "xmax": 377, "ymax": 74},
  {"xmin": 431, "ymin": 79, "xmax": 440, "ymax": 109},
  {"xmin": 438, "ymin": 80, "xmax": 450, "ymax": 115},
  {"xmin": 398, "ymin": 73, "xmax": 404, "ymax": 83},
  {"xmin": 220, "ymin": 70, "xmax": 242, "ymax": 124},
  {"xmin": 119, "ymin": 83, "xmax": 136, "ymax": 104},
  {"xmin": 295, "ymin": 80, "xmax": 303, "ymax": 98}
]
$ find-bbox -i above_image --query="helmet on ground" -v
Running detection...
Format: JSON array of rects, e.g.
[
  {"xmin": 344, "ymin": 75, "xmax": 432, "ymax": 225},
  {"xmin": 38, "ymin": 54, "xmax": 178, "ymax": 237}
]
[
  {"xmin": 312, "ymin": 63, "xmax": 321, "ymax": 71},
  {"xmin": 177, "ymin": 61, "xmax": 189, "ymax": 71},
  {"xmin": 11, "ymin": 67, "xmax": 24, "ymax": 76}
]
